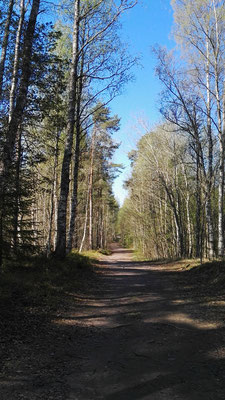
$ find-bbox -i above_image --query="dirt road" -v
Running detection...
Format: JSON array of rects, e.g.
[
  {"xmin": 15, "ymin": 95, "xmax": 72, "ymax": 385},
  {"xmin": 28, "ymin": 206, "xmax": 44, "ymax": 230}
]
[
  {"xmin": 65, "ymin": 245, "xmax": 225, "ymax": 399},
  {"xmin": 2, "ymin": 244, "xmax": 225, "ymax": 399}
]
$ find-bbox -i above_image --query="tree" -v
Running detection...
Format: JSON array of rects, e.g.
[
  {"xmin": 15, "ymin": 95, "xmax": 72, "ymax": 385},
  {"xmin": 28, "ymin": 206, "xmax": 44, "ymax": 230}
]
[
  {"xmin": 154, "ymin": 45, "xmax": 216, "ymax": 258},
  {"xmin": 0, "ymin": 0, "xmax": 14, "ymax": 100},
  {"xmin": 120, "ymin": 124, "xmax": 193, "ymax": 259},
  {"xmin": 55, "ymin": 0, "xmax": 137, "ymax": 258},
  {"xmin": 171, "ymin": 0, "xmax": 225, "ymax": 256},
  {"xmin": 0, "ymin": 0, "xmax": 41, "ymax": 265},
  {"xmin": 79, "ymin": 103, "xmax": 120, "ymax": 252}
]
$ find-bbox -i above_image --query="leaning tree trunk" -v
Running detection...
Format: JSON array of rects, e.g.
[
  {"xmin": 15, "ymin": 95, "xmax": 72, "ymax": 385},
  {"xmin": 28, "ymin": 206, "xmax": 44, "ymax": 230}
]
[{"xmin": 55, "ymin": 0, "xmax": 80, "ymax": 258}]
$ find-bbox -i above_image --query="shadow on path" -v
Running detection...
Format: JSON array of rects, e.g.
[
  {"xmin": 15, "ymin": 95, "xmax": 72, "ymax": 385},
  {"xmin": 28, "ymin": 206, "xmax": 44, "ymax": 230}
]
[{"xmin": 1, "ymin": 244, "xmax": 225, "ymax": 399}]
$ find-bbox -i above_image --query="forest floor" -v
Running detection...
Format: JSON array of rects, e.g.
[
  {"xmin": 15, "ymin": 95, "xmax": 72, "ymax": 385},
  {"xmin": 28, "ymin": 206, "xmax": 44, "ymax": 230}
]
[{"xmin": 1, "ymin": 244, "xmax": 225, "ymax": 399}]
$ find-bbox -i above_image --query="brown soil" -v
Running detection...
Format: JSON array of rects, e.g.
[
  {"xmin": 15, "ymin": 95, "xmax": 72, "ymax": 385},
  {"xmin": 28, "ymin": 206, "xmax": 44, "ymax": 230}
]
[{"xmin": 1, "ymin": 244, "xmax": 225, "ymax": 399}]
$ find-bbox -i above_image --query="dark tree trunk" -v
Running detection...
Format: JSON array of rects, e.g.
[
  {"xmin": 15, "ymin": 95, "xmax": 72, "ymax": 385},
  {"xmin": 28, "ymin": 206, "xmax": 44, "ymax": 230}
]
[
  {"xmin": 46, "ymin": 130, "xmax": 60, "ymax": 256},
  {"xmin": 1, "ymin": 0, "xmax": 40, "ymax": 177},
  {"xmin": 195, "ymin": 152, "xmax": 201, "ymax": 258},
  {"xmin": 0, "ymin": 0, "xmax": 40, "ymax": 265},
  {"xmin": 67, "ymin": 127, "xmax": 80, "ymax": 252},
  {"xmin": 0, "ymin": 0, "xmax": 14, "ymax": 99},
  {"xmin": 9, "ymin": 0, "xmax": 26, "ymax": 122},
  {"xmin": 55, "ymin": 0, "xmax": 80, "ymax": 258},
  {"xmin": 13, "ymin": 127, "xmax": 22, "ymax": 254}
]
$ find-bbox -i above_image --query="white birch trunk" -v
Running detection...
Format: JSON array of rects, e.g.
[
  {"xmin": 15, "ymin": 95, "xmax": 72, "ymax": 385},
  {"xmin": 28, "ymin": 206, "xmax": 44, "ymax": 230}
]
[
  {"xmin": 212, "ymin": 0, "xmax": 224, "ymax": 257},
  {"xmin": 9, "ymin": 0, "xmax": 27, "ymax": 122}
]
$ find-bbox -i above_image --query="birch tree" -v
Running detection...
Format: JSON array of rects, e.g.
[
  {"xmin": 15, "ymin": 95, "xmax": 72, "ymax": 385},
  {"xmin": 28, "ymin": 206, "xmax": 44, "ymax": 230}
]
[
  {"xmin": 55, "ymin": 0, "xmax": 137, "ymax": 258},
  {"xmin": 154, "ymin": 45, "xmax": 216, "ymax": 258},
  {"xmin": 120, "ymin": 124, "xmax": 195, "ymax": 259},
  {"xmin": 171, "ymin": 0, "xmax": 225, "ymax": 256}
]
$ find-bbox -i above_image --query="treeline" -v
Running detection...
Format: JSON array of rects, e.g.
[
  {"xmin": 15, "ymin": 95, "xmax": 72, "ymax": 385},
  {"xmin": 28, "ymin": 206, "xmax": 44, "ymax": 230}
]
[
  {"xmin": 0, "ymin": 0, "xmax": 137, "ymax": 265},
  {"xmin": 119, "ymin": 0, "xmax": 225, "ymax": 260}
]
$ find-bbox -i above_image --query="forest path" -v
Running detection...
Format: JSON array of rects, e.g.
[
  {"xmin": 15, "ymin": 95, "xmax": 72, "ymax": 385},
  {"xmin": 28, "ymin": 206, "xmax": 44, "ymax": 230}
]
[
  {"xmin": 65, "ymin": 244, "xmax": 225, "ymax": 399},
  {"xmin": 2, "ymin": 244, "xmax": 225, "ymax": 399}
]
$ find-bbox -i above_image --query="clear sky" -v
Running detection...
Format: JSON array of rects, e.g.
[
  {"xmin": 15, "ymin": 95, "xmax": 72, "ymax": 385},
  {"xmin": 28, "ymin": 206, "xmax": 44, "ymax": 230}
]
[
  {"xmin": 110, "ymin": 0, "xmax": 175, "ymax": 205},
  {"xmin": 42, "ymin": 0, "xmax": 175, "ymax": 206}
]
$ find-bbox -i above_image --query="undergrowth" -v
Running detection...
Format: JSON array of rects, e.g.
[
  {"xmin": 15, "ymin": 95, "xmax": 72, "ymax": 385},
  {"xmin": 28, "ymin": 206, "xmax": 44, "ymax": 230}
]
[
  {"xmin": 99, "ymin": 248, "xmax": 112, "ymax": 256},
  {"xmin": 183, "ymin": 259, "xmax": 225, "ymax": 285},
  {"xmin": 0, "ymin": 250, "xmax": 99, "ymax": 311}
]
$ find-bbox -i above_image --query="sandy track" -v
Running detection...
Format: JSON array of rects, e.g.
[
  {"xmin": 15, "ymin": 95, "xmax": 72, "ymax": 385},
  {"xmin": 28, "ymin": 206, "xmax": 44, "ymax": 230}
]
[
  {"xmin": 65, "ymin": 245, "xmax": 225, "ymax": 399},
  {"xmin": 1, "ymin": 244, "xmax": 225, "ymax": 399}
]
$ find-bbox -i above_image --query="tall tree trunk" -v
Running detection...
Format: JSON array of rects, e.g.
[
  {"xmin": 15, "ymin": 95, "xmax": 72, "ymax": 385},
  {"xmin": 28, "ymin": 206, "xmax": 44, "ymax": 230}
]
[
  {"xmin": 0, "ymin": 0, "xmax": 14, "ymax": 99},
  {"xmin": 1, "ymin": 0, "xmax": 40, "ymax": 178},
  {"xmin": 163, "ymin": 178, "xmax": 184, "ymax": 257},
  {"xmin": 54, "ymin": 173, "xmax": 58, "ymax": 252},
  {"xmin": 78, "ymin": 126, "xmax": 96, "ymax": 252},
  {"xmin": 88, "ymin": 128, "xmax": 96, "ymax": 250},
  {"xmin": 67, "ymin": 126, "xmax": 81, "ymax": 252},
  {"xmin": 55, "ymin": 0, "xmax": 80, "ymax": 258},
  {"xmin": 182, "ymin": 163, "xmax": 192, "ymax": 258},
  {"xmin": 212, "ymin": 0, "xmax": 224, "ymax": 257},
  {"xmin": 67, "ymin": 72, "xmax": 85, "ymax": 252},
  {"xmin": 79, "ymin": 176, "xmax": 90, "ymax": 253},
  {"xmin": 13, "ymin": 127, "xmax": 22, "ymax": 254},
  {"xmin": 100, "ymin": 203, "xmax": 104, "ymax": 249},
  {"xmin": 96, "ymin": 188, "xmax": 102, "ymax": 248},
  {"xmin": 9, "ymin": 0, "xmax": 27, "ymax": 122},
  {"xmin": 46, "ymin": 130, "xmax": 60, "ymax": 256},
  {"xmin": 195, "ymin": 151, "xmax": 201, "ymax": 258},
  {"xmin": 205, "ymin": 37, "xmax": 215, "ymax": 259},
  {"xmin": 0, "ymin": 0, "xmax": 40, "ymax": 266}
]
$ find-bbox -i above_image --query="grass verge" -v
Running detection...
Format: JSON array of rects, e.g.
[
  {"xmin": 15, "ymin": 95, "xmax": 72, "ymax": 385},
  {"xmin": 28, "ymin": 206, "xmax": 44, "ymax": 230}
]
[
  {"xmin": 182, "ymin": 259, "xmax": 225, "ymax": 286},
  {"xmin": 0, "ymin": 251, "xmax": 99, "ymax": 312}
]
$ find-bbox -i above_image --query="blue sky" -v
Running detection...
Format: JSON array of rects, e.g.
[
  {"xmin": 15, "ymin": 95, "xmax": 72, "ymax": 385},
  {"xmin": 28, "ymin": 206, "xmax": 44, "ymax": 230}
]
[
  {"xmin": 110, "ymin": 0, "xmax": 175, "ymax": 205},
  {"xmin": 41, "ymin": 0, "xmax": 175, "ymax": 205}
]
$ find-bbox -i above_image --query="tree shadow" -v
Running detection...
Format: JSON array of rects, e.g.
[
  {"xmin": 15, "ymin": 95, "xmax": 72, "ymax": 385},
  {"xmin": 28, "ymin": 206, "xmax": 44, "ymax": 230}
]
[{"xmin": 1, "ymin": 256, "xmax": 225, "ymax": 399}]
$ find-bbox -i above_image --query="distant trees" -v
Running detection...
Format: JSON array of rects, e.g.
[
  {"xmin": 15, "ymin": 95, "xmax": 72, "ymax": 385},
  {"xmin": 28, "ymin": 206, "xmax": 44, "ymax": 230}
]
[
  {"xmin": 119, "ymin": 0, "xmax": 225, "ymax": 260},
  {"xmin": 55, "ymin": 0, "xmax": 137, "ymax": 258},
  {"xmin": 119, "ymin": 125, "xmax": 193, "ymax": 259},
  {"xmin": 120, "ymin": 121, "xmax": 217, "ymax": 260},
  {"xmin": 154, "ymin": 47, "xmax": 214, "ymax": 259},
  {"xmin": 163, "ymin": 0, "xmax": 225, "ymax": 258}
]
